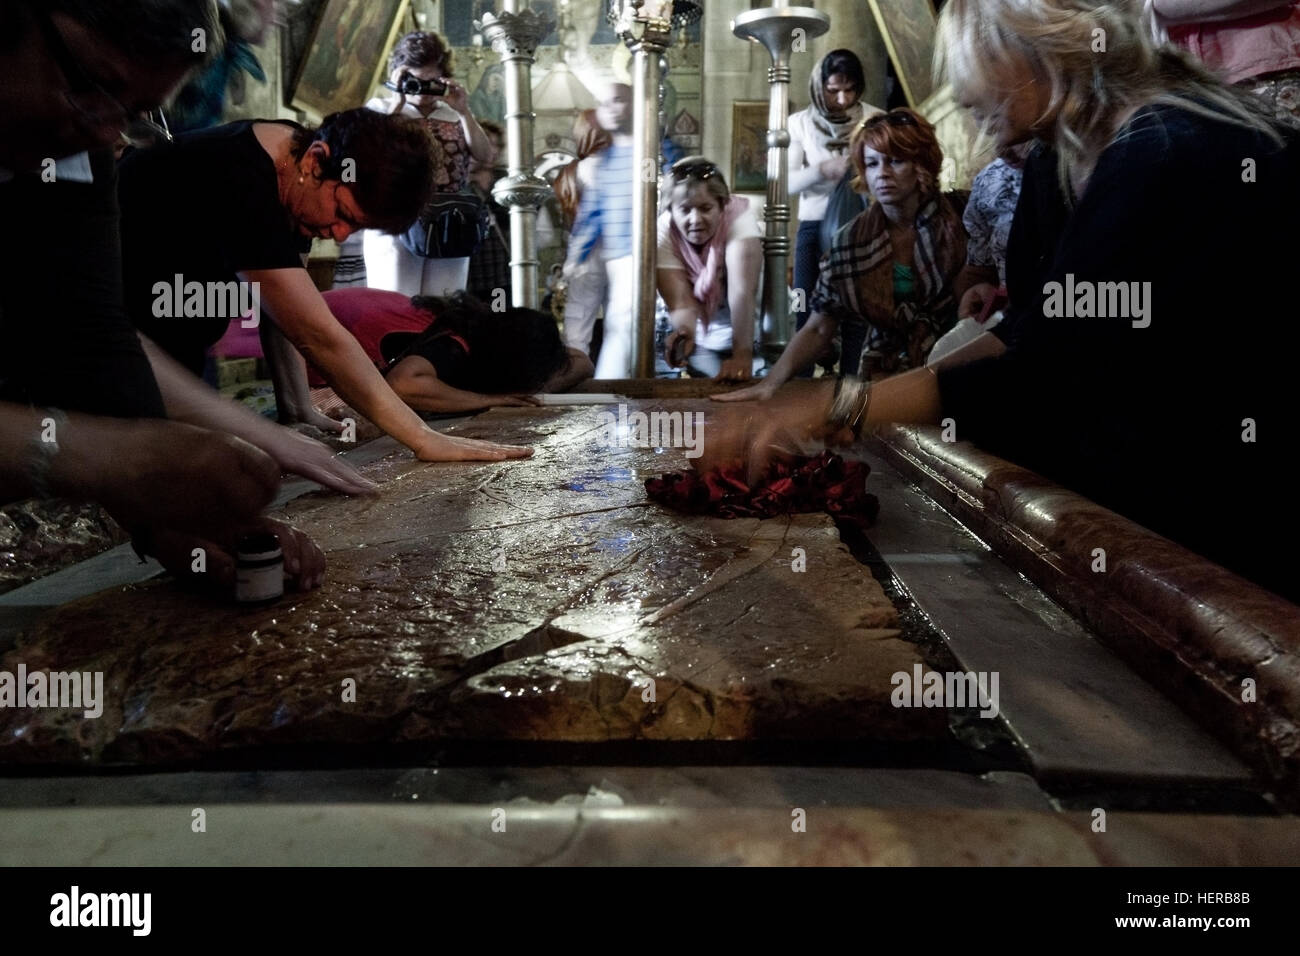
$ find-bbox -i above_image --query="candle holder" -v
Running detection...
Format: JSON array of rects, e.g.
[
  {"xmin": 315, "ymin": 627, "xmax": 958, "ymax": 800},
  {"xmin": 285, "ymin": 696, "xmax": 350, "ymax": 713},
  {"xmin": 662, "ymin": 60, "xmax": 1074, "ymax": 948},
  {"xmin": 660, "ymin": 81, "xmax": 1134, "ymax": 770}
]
[
  {"xmin": 477, "ymin": 4, "xmax": 556, "ymax": 309},
  {"xmin": 732, "ymin": 5, "xmax": 829, "ymax": 364},
  {"xmin": 609, "ymin": 0, "xmax": 676, "ymax": 378}
]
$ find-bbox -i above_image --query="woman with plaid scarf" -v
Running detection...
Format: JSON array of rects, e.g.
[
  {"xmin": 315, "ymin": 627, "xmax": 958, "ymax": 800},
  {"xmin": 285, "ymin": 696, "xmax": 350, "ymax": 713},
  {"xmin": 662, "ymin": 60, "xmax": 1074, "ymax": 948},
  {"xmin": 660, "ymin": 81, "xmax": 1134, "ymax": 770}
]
[{"xmin": 720, "ymin": 108, "xmax": 967, "ymax": 400}]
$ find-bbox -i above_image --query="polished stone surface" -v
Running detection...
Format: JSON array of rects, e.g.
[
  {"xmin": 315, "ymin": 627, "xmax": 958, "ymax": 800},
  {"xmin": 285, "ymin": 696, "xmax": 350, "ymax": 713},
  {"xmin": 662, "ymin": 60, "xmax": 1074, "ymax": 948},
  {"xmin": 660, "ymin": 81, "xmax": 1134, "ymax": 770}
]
[{"xmin": 0, "ymin": 404, "xmax": 936, "ymax": 766}]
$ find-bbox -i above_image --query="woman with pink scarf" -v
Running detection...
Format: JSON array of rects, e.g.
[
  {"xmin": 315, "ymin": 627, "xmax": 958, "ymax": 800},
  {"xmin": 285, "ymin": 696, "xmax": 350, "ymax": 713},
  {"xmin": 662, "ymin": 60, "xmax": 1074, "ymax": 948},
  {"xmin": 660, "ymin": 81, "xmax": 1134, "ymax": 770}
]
[{"xmin": 657, "ymin": 158, "xmax": 764, "ymax": 381}]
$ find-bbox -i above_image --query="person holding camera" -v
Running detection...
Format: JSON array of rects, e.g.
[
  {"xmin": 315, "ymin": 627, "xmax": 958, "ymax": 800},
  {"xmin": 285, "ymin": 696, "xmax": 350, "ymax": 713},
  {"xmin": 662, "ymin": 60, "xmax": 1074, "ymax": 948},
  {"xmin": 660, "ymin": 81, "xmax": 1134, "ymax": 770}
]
[{"xmin": 363, "ymin": 31, "xmax": 498, "ymax": 298}]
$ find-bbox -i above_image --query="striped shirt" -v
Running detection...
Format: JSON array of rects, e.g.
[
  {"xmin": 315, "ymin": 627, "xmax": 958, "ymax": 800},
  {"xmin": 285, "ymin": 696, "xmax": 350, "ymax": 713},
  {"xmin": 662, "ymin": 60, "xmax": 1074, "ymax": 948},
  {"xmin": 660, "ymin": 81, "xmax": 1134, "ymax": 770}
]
[{"xmin": 569, "ymin": 142, "xmax": 635, "ymax": 262}]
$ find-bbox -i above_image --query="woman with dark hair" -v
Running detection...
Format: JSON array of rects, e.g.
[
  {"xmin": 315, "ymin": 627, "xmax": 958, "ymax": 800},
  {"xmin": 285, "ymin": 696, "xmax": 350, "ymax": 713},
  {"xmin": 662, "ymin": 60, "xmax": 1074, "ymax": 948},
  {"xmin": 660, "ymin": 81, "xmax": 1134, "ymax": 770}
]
[
  {"xmin": 720, "ymin": 108, "xmax": 967, "ymax": 400},
  {"xmin": 364, "ymin": 30, "xmax": 498, "ymax": 298},
  {"xmin": 787, "ymin": 49, "xmax": 881, "ymax": 360},
  {"xmin": 118, "ymin": 107, "xmax": 531, "ymax": 463},
  {"xmin": 314, "ymin": 288, "xmax": 594, "ymax": 412},
  {"xmin": 657, "ymin": 157, "xmax": 763, "ymax": 381}
]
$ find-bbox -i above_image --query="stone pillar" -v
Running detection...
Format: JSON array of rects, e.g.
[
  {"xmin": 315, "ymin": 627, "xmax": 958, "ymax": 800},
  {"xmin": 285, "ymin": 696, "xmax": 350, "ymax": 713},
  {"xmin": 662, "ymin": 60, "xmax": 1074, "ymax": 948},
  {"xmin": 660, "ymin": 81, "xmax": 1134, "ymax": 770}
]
[
  {"xmin": 614, "ymin": 0, "xmax": 675, "ymax": 378},
  {"xmin": 478, "ymin": 2, "xmax": 554, "ymax": 309}
]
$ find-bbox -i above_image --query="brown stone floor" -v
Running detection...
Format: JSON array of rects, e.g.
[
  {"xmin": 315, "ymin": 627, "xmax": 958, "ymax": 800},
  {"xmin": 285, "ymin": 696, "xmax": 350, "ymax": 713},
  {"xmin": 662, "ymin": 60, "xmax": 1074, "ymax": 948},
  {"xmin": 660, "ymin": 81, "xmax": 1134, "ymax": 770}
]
[{"xmin": 0, "ymin": 402, "xmax": 941, "ymax": 766}]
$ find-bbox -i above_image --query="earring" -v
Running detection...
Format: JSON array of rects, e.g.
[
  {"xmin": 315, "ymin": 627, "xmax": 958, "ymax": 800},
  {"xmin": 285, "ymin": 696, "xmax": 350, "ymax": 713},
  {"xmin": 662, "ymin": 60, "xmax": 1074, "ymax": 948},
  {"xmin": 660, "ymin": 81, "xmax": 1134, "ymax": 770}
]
[{"xmin": 298, "ymin": 174, "xmax": 305, "ymax": 184}]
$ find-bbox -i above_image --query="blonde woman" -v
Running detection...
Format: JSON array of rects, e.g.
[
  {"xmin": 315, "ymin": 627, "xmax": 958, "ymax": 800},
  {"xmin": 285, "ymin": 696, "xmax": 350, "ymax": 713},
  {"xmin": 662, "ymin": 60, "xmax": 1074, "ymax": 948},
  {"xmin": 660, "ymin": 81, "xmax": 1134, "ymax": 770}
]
[{"xmin": 703, "ymin": 0, "xmax": 1300, "ymax": 599}]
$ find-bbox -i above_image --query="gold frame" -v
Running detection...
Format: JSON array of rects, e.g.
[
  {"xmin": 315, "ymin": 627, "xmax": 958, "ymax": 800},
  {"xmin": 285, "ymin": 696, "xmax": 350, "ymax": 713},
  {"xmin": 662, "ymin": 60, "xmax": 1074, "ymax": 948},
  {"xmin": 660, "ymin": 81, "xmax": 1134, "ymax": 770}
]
[
  {"xmin": 290, "ymin": 0, "xmax": 411, "ymax": 119},
  {"xmin": 866, "ymin": 0, "xmax": 938, "ymax": 109}
]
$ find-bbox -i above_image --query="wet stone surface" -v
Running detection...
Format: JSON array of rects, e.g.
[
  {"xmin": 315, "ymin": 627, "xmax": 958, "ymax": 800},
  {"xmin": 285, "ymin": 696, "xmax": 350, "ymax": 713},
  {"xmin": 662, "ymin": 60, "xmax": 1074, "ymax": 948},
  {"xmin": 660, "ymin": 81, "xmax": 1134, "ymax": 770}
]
[{"xmin": 0, "ymin": 403, "xmax": 940, "ymax": 766}]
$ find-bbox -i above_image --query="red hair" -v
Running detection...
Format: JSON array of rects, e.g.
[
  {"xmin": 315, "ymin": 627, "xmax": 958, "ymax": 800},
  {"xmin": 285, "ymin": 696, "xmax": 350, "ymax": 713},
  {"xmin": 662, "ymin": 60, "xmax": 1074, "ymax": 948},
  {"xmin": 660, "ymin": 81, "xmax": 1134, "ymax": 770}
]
[{"xmin": 849, "ymin": 108, "xmax": 944, "ymax": 198}]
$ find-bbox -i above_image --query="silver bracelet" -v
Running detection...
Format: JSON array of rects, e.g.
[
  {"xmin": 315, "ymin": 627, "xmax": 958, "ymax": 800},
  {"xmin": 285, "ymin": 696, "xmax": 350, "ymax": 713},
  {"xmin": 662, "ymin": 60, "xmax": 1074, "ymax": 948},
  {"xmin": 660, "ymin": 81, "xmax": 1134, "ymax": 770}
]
[
  {"xmin": 828, "ymin": 377, "xmax": 871, "ymax": 439},
  {"xmin": 26, "ymin": 407, "xmax": 69, "ymax": 499}
]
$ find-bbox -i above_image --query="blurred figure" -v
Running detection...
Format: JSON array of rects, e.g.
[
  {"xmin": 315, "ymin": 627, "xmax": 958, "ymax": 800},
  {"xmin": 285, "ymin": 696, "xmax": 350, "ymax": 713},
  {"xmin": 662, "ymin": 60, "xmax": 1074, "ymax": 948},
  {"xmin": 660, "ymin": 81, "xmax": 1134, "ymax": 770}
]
[
  {"xmin": 554, "ymin": 108, "xmax": 614, "ymax": 365},
  {"xmin": 563, "ymin": 84, "xmax": 637, "ymax": 378},
  {"xmin": 466, "ymin": 119, "xmax": 511, "ymax": 303}
]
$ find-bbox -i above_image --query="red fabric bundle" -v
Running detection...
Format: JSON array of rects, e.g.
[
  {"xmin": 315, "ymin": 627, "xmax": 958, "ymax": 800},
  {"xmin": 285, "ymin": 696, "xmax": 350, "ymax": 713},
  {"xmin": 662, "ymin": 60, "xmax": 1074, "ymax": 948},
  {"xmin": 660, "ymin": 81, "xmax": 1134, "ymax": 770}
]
[{"xmin": 645, "ymin": 452, "xmax": 879, "ymax": 529}]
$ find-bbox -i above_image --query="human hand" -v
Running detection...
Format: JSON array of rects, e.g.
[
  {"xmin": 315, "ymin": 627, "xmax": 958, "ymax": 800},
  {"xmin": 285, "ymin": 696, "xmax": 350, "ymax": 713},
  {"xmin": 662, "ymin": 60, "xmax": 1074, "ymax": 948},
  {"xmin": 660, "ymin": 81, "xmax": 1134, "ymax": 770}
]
[
  {"xmin": 959, "ymin": 283, "xmax": 999, "ymax": 321},
  {"xmin": 819, "ymin": 155, "xmax": 850, "ymax": 181},
  {"xmin": 664, "ymin": 326, "xmax": 695, "ymax": 368},
  {"xmin": 265, "ymin": 426, "xmax": 377, "ymax": 496},
  {"xmin": 86, "ymin": 420, "xmax": 279, "ymax": 543},
  {"xmin": 713, "ymin": 353, "xmax": 754, "ymax": 384},
  {"xmin": 440, "ymin": 78, "xmax": 470, "ymax": 115},
  {"xmin": 142, "ymin": 516, "xmax": 326, "ymax": 594},
  {"xmin": 694, "ymin": 381, "xmax": 840, "ymax": 486},
  {"xmin": 485, "ymin": 394, "xmax": 544, "ymax": 407},
  {"xmin": 710, "ymin": 378, "xmax": 777, "ymax": 403},
  {"xmin": 412, "ymin": 429, "xmax": 534, "ymax": 462}
]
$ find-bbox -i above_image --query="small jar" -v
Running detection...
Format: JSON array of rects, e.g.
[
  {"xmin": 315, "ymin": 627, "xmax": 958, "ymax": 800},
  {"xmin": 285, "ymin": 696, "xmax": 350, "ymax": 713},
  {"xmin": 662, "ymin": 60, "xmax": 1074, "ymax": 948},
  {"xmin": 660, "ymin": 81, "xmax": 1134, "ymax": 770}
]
[{"xmin": 235, "ymin": 531, "xmax": 284, "ymax": 604}]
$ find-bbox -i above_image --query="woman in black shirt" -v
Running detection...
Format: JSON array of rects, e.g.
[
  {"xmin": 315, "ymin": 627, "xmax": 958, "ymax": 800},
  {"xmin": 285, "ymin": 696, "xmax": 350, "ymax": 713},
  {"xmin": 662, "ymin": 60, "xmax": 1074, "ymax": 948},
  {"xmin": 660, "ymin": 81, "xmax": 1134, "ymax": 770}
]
[
  {"xmin": 118, "ymin": 107, "xmax": 531, "ymax": 463},
  {"xmin": 703, "ymin": 0, "xmax": 1299, "ymax": 597}
]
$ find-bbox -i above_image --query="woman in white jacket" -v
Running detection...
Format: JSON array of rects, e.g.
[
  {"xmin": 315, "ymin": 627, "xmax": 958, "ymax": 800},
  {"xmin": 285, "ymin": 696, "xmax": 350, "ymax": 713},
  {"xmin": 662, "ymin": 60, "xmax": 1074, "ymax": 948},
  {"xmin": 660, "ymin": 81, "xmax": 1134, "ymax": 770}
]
[{"xmin": 788, "ymin": 50, "xmax": 880, "ymax": 367}]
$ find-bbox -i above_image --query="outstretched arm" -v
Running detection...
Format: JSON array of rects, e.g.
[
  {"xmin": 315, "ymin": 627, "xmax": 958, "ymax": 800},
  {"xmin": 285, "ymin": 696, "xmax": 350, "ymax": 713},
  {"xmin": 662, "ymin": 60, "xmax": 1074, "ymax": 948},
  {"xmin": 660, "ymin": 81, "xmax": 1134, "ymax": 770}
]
[
  {"xmin": 385, "ymin": 355, "xmax": 540, "ymax": 413},
  {"xmin": 242, "ymin": 267, "xmax": 531, "ymax": 462}
]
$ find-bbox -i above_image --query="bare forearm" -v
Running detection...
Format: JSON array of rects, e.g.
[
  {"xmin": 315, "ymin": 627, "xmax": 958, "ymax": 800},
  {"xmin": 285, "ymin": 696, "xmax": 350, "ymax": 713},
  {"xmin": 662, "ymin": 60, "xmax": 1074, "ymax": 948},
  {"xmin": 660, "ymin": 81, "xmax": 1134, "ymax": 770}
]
[
  {"xmin": 766, "ymin": 313, "xmax": 837, "ymax": 386},
  {"xmin": 302, "ymin": 335, "xmax": 437, "ymax": 449},
  {"xmin": 865, "ymin": 367, "xmax": 944, "ymax": 427},
  {"xmin": 393, "ymin": 374, "xmax": 496, "ymax": 413},
  {"xmin": 141, "ymin": 334, "xmax": 287, "ymax": 449},
  {"xmin": 1153, "ymin": 0, "xmax": 1289, "ymax": 22}
]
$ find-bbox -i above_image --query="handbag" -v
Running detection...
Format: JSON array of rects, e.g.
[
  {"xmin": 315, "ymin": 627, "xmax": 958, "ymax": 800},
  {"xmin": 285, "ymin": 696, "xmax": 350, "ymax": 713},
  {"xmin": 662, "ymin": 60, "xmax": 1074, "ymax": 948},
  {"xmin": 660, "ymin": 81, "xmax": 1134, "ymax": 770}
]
[{"xmin": 399, "ymin": 191, "xmax": 492, "ymax": 259}]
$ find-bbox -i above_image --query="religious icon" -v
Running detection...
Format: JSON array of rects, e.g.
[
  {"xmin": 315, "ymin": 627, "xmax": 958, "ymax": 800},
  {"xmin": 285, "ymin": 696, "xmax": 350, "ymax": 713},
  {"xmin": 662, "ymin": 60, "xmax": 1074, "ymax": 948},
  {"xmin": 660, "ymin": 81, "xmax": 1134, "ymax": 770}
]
[
  {"xmin": 291, "ymin": 0, "xmax": 411, "ymax": 118},
  {"xmin": 866, "ymin": 0, "xmax": 939, "ymax": 108},
  {"xmin": 730, "ymin": 101, "xmax": 769, "ymax": 194}
]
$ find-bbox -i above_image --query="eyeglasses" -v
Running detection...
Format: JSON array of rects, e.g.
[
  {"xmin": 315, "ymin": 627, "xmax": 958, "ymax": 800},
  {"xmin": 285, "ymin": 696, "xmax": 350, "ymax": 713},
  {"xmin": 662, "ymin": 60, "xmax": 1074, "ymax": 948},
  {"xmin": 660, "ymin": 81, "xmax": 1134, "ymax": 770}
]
[
  {"xmin": 670, "ymin": 159, "xmax": 722, "ymax": 182},
  {"xmin": 862, "ymin": 110, "xmax": 920, "ymax": 130}
]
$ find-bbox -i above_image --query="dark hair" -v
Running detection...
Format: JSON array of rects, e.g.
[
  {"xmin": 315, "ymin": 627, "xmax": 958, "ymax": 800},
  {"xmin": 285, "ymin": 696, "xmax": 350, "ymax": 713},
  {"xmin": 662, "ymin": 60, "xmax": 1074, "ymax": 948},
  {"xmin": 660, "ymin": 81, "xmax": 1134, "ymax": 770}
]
[
  {"xmin": 389, "ymin": 30, "xmax": 454, "ymax": 77},
  {"xmin": 291, "ymin": 108, "xmax": 435, "ymax": 235},
  {"xmin": 410, "ymin": 292, "xmax": 569, "ymax": 393},
  {"xmin": 42, "ymin": 0, "xmax": 224, "ymax": 66},
  {"xmin": 822, "ymin": 48, "xmax": 865, "ymax": 93}
]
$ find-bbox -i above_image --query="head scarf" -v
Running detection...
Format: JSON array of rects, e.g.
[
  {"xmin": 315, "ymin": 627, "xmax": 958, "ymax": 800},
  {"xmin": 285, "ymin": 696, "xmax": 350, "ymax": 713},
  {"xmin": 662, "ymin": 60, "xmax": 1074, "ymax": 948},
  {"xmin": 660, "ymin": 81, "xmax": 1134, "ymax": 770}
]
[
  {"xmin": 668, "ymin": 195, "xmax": 751, "ymax": 329},
  {"xmin": 808, "ymin": 53, "xmax": 862, "ymax": 151}
]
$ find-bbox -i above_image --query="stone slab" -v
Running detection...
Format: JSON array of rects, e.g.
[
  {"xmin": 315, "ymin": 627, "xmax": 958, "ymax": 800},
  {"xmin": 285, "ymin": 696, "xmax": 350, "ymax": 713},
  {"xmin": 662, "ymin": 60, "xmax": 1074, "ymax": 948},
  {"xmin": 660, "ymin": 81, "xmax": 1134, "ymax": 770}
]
[{"xmin": 0, "ymin": 403, "xmax": 938, "ymax": 766}]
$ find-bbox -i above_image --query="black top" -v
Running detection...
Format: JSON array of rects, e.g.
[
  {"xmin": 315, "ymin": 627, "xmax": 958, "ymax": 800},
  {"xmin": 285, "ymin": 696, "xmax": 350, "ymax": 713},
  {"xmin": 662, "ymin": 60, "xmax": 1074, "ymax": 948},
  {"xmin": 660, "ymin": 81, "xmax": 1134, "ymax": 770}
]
[
  {"xmin": 385, "ymin": 327, "xmax": 473, "ymax": 389},
  {"xmin": 118, "ymin": 120, "xmax": 311, "ymax": 374},
  {"xmin": 937, "ymin": 103, "xmax": 1300, "ymax": 596},
  {"xmin": 0, "ymin": 149, "xmax": 165, "ymax": 418}
]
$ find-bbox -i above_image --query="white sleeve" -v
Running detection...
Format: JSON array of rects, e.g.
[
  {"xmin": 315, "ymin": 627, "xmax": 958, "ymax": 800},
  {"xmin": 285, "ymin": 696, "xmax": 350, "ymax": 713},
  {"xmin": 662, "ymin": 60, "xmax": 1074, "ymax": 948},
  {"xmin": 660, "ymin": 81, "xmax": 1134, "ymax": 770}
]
[
  {"xmin": 728, "ymin": 204, "xmax": 764, "ymax": 243},
  {"xmin": 656, "ymin": 213, "xmax": 684, "ymax": 270}
]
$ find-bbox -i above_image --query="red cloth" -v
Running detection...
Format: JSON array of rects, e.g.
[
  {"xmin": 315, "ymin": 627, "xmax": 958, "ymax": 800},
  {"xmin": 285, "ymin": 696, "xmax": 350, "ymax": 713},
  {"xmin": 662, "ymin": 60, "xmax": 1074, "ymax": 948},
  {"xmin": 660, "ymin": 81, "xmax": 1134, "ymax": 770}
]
[
  {"xmin": 645, "ymin": 452, "xmax": 879, "ymax": 529},
  {"xmin": 314, "ymin": 288, "xmax": 436, "ymax": 386}
]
